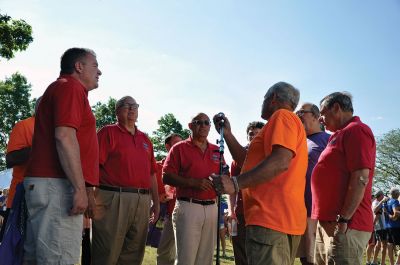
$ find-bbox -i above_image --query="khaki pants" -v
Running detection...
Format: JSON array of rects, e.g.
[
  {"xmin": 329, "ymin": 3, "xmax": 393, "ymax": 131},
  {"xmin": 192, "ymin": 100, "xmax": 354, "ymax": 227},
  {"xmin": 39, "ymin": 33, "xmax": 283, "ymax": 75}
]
[
  {"xmin": 92, "ymin": 189, "xmax": 151, "ymax": 265},
  {"xmin": 246, "ymin": 225, "xmax": 301, "ymax": 265},
  {"xmin": 315, "ymin": 221, "xmax": 371, "ymax": 265},
  {"xmin": 157, "ymin": 215, "xmax": 176, "ymax": 265},
  {"xmin": 23, "ymin": 177, "xmax": 83, "ymax": 265},
  {"xmin": 172, "ymin": 200, "xmax": 217, "ymax": 265}
]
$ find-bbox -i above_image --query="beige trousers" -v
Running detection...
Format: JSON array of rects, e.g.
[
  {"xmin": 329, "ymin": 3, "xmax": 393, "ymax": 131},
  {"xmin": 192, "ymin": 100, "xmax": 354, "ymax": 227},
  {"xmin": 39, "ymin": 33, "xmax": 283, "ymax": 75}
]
[{"xmin": 172, "ymin": 200, "xmax": 218, "ymax": 265}]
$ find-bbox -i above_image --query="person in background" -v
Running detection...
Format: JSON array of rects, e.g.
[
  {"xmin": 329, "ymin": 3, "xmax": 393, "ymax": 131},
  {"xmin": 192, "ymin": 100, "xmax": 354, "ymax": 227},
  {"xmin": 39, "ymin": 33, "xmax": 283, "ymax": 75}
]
[
  {"xmin": 0, "ymin": 97, "xmax": 41, "ymax": 242},
  {"xmin": 295, "ymin": 103, "xmax": 330, "ymax": 265},
  {"xmin": 229, "ymin": 121, "xmax": 264, "ymax": 265},
  {"xmin": 156, "ymin": 133, "xmax": 183, "ymax": 265}
]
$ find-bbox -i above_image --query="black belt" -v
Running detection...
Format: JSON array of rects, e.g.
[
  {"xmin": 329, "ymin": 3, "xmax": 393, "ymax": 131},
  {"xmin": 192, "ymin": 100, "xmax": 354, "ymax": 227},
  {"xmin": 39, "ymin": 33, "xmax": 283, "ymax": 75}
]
[
  {"xmin": 178, "ymin": 197, "xmax": 215, "ymax": 205},
  {"xmin": 99, "ymin": 185, "xmax": 149, "ymax": 194}
]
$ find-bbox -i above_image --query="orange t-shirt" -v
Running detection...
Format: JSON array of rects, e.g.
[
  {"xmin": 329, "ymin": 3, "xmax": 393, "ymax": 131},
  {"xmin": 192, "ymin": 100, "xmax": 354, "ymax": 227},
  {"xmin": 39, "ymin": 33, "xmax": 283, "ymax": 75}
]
[
  {"xmin": 6, "ymin": 116, "xmax": 35, "ymax": 208},
  {"xmin": 241, "ymin": 109, "xmax": 308, "ymax": 235}
]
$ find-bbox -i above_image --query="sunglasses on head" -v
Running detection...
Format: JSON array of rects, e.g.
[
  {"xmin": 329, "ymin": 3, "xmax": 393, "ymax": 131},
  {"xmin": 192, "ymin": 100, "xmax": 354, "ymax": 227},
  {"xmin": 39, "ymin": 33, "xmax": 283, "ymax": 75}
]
[{"xmin": 192, "ymin": 120, "xmax": 211, "ymax": 126}]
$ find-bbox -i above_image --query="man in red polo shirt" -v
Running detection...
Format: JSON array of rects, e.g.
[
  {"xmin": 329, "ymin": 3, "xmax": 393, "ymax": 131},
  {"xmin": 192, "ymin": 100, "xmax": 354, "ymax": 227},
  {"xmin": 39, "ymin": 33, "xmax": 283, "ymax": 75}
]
[
  {"xmin": 92, "ymin": 96, "xmax": 160, "ymax": 265},
  {"xmin": 311, "ymin": 92, "xmax": 376, "ymax": 265},
  {"xmin": 24, "ymin": 48, "xmax": 101, "ymax": 264},
  {"xmin": 163, "ymin": 113, "xmax": 225, "ymax": 265}
]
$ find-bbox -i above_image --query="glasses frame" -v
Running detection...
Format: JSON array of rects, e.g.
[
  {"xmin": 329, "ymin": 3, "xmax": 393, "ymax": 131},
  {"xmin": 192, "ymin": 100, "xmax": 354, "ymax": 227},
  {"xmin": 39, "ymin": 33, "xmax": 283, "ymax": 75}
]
[{"xmin": 191, "ymin": 120, "xmax": 211, "ymax": 126}]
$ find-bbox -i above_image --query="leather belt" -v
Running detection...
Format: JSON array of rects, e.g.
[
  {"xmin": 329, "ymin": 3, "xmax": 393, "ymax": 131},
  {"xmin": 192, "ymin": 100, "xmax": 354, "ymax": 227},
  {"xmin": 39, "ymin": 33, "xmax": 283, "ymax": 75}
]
[
  {"xmin": 178, "ymin": 197, "xmax": 215, "ymax": 205},
  {"xmin": 99, "ymin": 185, "xmax": 149, "ymax": 194}
]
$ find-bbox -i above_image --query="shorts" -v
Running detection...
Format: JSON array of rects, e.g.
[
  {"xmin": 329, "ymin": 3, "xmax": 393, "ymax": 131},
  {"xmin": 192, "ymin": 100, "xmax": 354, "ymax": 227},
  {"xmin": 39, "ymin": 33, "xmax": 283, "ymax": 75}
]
[
  {"xmin": 23, "ymin": 177, "xmax": 83, "ymax": 264},
  {"xmin": 388, "ymin": 227, "xmax": 400, "ymax": 245},
  {"xmin": 375, "ymin": 229, "xmax": 388, "ymax": 242}
]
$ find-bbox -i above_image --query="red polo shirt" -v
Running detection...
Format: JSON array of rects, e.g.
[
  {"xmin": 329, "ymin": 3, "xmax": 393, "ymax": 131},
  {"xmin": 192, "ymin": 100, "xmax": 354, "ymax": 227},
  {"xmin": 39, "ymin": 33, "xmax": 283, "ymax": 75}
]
[
  {"xmin": 27, "ymin": 75, "xmax": 99, "ymax": 185},
  {"xmin": 163, "ymin": 137, "xmax": 223, "ymax": 200},
  {"xmin": 98, "ymin": 124, "xmax": 157, "ymax": 188},
  {"xmin": 156, "ymin": 160, "xmax": 167, "ymax": 195},
  {"xmin": 311, "ymin": 116, "xmax": 376, "ymax": 232}
]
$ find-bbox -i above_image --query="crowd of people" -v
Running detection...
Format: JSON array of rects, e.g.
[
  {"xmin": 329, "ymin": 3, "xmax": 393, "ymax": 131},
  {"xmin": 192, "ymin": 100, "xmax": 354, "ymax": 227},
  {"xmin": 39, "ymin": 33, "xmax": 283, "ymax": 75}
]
[{"xmin": 0, "ymin": 47, "xmax": 378, "ymax": 265}]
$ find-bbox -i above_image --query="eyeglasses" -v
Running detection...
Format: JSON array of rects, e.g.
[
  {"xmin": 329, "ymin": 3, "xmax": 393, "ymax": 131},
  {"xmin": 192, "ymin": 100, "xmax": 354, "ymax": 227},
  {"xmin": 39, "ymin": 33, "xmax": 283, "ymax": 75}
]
[
  {"xmin": 192, "ymin": 120, "xmax": 211, "ymax": 126},
  {"xmin": 120, "ymin": 103, "xmax": 139, "ymax": 110},
  {"xmin": 296, "ymin": 110, "xmax": 313, "ymax": 116}
]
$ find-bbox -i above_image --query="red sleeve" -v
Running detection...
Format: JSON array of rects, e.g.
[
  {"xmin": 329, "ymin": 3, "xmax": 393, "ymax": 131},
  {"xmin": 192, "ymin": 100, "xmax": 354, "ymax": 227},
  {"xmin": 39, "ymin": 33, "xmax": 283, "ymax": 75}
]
[
  {"xmin": 146, "ymin": 137, "xmax": 157, "ymax": 175},
  {"xmin": 344, "ymin": 126, "xmax": 375, "ymax": 172},
  {"xmin": 163, "ymin": 145, "xmax": 181, "ymax": 175},
  {"xmin": 97, "ymin": 126, "xmax": 111, "ymax": 167},
  {"xmin": 53, "ymin": 81, "xmax": 86, "ymax": 129},
  {"xmin": 230, "ymin": 160, "xmax": 242, "ymax": 176}
]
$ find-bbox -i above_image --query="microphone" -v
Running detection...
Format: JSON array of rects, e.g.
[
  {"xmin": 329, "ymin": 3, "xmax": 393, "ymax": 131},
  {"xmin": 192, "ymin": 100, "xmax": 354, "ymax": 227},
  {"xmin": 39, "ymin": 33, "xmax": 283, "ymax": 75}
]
[{"xmin": 217, "ymin": 112, "xmax": 225, "ymax": 125}]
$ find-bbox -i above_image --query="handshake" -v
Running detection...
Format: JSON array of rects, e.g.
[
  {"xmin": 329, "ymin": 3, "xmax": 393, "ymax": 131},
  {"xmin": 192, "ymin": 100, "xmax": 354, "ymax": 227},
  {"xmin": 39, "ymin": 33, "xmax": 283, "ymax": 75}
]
[{"xmin": 209, "ymin": 174, "xmax": 238, "ymax": 195}]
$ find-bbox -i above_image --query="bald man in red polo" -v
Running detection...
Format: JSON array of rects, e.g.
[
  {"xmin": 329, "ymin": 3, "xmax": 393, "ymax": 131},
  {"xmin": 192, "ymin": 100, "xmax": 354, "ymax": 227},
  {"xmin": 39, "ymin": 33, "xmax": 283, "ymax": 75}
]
[{"xmin": 163, "ymin": 113, "xmax": 225, "ymax": 265}]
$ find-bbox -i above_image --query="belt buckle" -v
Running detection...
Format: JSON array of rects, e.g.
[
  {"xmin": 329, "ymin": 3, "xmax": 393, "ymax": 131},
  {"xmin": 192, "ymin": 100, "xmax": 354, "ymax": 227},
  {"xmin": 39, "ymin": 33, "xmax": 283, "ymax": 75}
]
[
  {"xmin": 137, "ymin": 188, "xmax": 145, "ymax": 194},
  {"xmin": 118, "ymin": 187, "xmax": 123, "ymax": 192}
]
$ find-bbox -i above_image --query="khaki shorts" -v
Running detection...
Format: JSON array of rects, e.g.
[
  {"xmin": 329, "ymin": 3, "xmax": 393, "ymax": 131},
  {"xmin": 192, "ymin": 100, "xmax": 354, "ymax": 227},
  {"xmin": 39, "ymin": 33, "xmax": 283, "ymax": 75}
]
[
  {"xmin": 246, "ymin": 225, "xmax": 301, "ymax": 265},
  {"xmin": 23, "ymin": 177, "xmax": 83, "ymax": 265}
]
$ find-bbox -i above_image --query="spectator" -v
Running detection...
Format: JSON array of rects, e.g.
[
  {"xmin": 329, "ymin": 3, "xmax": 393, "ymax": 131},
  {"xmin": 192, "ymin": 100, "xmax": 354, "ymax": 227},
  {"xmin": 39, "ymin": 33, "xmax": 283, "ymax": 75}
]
[
  {"xmin": 156, "ymin": 133, "xmax": 183, "ymax": 265},
  {"xmin": 295, "ymin": 103, "xmax": 330, "ymax": 265},
  {"xmin": 229, "ymin": 121, "xmax": 264, "ymax": 265}
]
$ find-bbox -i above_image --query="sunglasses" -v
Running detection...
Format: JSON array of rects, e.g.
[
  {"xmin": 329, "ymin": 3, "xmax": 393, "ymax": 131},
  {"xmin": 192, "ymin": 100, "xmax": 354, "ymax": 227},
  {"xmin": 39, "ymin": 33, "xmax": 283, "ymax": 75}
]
[
  {"xmin": 296, "ymin": 110, "xmax": 313, "ymax": 116},
  {"xmin": 192, "ymin": 120, "xmax": 211, "ymax": 126}
]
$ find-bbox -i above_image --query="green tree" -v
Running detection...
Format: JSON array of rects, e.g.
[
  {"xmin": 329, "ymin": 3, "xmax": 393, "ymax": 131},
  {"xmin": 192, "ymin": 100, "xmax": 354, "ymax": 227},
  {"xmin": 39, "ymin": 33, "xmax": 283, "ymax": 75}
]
[
  {"xmin": 92, "ymin": 97, "xmax": 117, "ymax": 129},
  {"xmin": 0, "ymin": 72, "xmax": 32, "ymax": 169},
  {"xmin": 0, "ymin": 13, "xmax": 33, "ymax": 60},
  {"xmin": 151, "ymin": 113, "xmax": 190, "ymax": 160},
  {"xmin": 374, "ymin": 129, "xmax": 400, "ymax": 191}
]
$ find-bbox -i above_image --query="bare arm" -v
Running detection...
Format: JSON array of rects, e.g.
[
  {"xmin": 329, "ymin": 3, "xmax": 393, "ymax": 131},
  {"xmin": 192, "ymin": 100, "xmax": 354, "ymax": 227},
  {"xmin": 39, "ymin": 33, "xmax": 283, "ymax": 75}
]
[
  {"xmin": 339, "ymin": 168, "xmax": 370, "ymax": 220},
  {"xmin": 237, "ymin": 145, "xmax": 293, "ymax": 189},
  {"xmin": 55, "ymin": 126, "xmax": 87, "ymax": 215},
  {"xmin": 6, "ymin": 147, "xmax": 31, "ymax": 168},
  {"xmin": 216, "ymin": 145, "xmax": 293, "ymax": 195},
  {"xmin": 149, "ymin": 173, "xmax": 160, "ymax": 223},
  {"xmin": 213, "ymin": 115, "xmax": 247, "ymax": 166},
  {"xmin": 163, "ymin": 172, "xmax": 214, "ymax": 191}
]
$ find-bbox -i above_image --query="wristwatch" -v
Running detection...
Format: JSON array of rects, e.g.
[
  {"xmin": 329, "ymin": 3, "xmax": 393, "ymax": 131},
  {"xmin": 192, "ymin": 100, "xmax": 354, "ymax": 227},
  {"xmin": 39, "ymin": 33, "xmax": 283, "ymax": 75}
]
[{"xmin": 336, "ymin": 214, "xmax": 350, "ymax": 224}]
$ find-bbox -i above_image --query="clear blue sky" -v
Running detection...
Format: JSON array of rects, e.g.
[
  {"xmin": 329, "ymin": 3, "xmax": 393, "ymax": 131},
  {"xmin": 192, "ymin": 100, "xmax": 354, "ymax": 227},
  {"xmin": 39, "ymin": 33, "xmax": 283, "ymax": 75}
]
[{"xmin": 1, "ymin": 0, "xmax": 399, "ymax": 161}]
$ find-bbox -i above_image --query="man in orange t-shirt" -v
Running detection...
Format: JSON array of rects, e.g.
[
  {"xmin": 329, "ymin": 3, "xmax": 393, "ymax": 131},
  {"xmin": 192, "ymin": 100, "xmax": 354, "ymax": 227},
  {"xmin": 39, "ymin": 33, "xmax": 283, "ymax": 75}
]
[
  {"xmin": 213, "ymin": 82, "xmax": 308, "ymax": 265},
  {"xmin": 0, "ymin": 98, "xmax": 41, "ymax": 242}
]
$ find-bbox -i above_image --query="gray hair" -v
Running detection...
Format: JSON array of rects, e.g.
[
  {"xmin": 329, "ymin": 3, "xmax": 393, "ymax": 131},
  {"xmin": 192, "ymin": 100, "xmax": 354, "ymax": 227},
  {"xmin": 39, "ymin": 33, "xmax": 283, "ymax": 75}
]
[
  {"xmin": 266, "ymin": 82, "xmax": 300, "ymax": 110},
  {"xmin": 320, "ymin": 92, "xmax": 353, "ymax": 113},
  {"xmin": 115, "ymin": 96, "xmax": 135, "ymax": 111}
]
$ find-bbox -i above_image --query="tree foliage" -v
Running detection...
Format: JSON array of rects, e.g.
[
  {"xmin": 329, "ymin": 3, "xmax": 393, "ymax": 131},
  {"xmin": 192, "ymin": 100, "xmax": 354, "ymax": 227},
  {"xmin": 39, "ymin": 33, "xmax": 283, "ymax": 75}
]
[
  {"xmin": 0, "ymin": 13, "xmax": 33, "ymax": 60},
  {"xmin": 0, "ymin": 72, "xmax": 33, "ymax": 169},
  {"xmin": 374, "ymin": 129, "xmax": 400, "ymax": 191},
  {"xmin": 151, "ymin": 113, "xmax": 190, "ymax": 161},
  {"xmin": 92, "ymin": 97, "xmax": 117, "ymax": 129}
]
